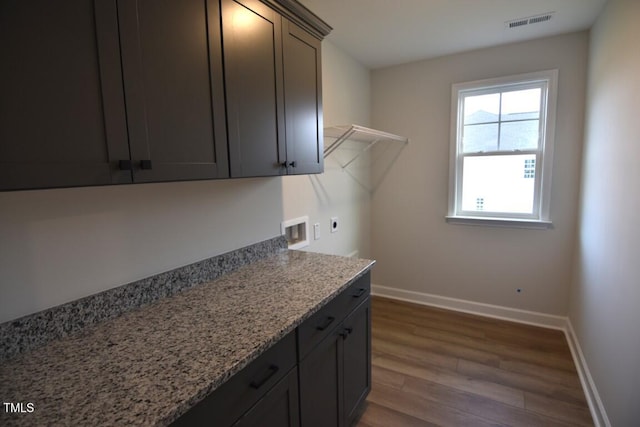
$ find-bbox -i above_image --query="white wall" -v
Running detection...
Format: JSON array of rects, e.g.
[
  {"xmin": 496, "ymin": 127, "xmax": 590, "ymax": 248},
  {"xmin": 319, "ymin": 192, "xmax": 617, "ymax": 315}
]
[
  {"xmin": 0, "ymin": 41, "xmax": 371, "ymax": 324},
  {"xmin": 282, "ymin": 41, "xmax": 372, "ymax": 258},
  {"xmin": 371, "ymin": 32, "xmax": 588, "ymax": 315},
  {"xmin": 569, "ymin": 0, "xmax": 640, "ymax": 425}
]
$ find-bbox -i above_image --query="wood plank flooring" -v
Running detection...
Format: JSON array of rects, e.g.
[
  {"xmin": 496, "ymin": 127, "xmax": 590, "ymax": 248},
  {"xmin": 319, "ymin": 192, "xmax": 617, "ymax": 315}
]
[{"xmin": 355, "ymin": 296, "xmax": 593, "ymax": 427}]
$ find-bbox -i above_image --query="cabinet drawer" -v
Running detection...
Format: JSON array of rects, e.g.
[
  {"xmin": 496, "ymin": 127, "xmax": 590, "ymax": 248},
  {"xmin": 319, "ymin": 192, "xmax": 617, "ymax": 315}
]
[
  {"xmin": 297, "ymin": 272, "xmax": 370, "ymax": 360},
  {"xmin": 340, "ymin": 272, "xmax": 371, "ymax": 318},
  {"xmin": 172, "ymin": 331, "xmax": 296, "ymax": 427}
]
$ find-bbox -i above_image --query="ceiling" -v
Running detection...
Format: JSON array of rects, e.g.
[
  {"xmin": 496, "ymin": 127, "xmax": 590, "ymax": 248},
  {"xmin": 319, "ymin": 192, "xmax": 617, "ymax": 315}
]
[{"xmin": 298, "ymin": 0, "xmax": 607, "ymax": 69}]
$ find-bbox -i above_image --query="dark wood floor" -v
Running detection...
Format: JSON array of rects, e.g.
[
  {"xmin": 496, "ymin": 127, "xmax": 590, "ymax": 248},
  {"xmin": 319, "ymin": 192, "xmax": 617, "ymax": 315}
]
[{"xmin": 355, "ymin": 296, "xmax": 593, "ymax": 427}]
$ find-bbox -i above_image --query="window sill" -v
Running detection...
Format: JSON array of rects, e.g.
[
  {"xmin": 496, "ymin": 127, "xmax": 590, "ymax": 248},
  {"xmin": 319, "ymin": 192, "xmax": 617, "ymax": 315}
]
[{"xmin": 445, "ymin": 216, "xmax": 553, "ymax": 229}]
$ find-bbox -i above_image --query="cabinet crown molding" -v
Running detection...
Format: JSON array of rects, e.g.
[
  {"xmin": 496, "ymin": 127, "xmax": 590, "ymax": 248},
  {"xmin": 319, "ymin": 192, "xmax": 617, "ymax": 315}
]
[{"xmin": 261, "ymin": 0, "xmax": 332, "ymax": 39}]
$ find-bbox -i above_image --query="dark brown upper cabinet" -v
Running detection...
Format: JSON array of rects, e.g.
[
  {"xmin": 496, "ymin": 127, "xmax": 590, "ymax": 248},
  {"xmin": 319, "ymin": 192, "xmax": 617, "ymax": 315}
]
[
  {"xmin": 0, "ymin": 0, "xmax": 228, "ymax": 191},
  {"xmin": 282, "ymin": 18, "xmax": 323, "ymax": 175},
  {"xmin": 117, "ymin": 0, "xmax": 229, "ymax": 183},
  {"xmin": 222, "ymin": 0, "xmax": 285, "ymax": 178},
  {"xmin": 223, "ymin": 0, "xmax": 323, "ymax": 177},
  {"xmin": 0, "ymin": 0, "xmax": 131, "ymax": 190},
  {"xmin": 0, "ymin": 0, "xmax": 330, "ymax": 191}
]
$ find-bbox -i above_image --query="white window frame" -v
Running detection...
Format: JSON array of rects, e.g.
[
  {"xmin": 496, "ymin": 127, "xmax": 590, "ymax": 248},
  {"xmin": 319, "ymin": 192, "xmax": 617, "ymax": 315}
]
[{"xmin": 447, "ymin": 70, "xmax": 558, "ymax": 229}]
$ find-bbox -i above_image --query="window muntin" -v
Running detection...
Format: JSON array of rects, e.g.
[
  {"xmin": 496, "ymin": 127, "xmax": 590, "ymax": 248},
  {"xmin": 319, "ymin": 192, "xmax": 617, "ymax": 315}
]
[{"xmin": 448, "ymin": 70, "xmax": 557, "ymax": 224}]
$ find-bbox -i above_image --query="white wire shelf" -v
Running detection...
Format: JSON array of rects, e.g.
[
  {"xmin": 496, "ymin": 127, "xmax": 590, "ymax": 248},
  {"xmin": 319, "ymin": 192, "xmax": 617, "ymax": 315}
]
[
  {"xmin": 323, "ymin": 124, "xmax": 409, "ymax": 168},
  {"xmin": 323, "ymin": 124, "xmax": 408, "ymax": 191}
]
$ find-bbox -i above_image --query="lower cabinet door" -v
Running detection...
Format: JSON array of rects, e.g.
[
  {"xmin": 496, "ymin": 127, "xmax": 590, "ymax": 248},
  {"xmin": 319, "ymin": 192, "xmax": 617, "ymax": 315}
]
[
  {"xmin": 233, "ymin": 368, "xmax": 300, "ymax": 427},
  {"xmin": 342, "ymin": 299, "xmax": 371, "ymax": 425},
  {"xmin": 299, "ymin": 329, "xmax": 343, "ymax": 427}
]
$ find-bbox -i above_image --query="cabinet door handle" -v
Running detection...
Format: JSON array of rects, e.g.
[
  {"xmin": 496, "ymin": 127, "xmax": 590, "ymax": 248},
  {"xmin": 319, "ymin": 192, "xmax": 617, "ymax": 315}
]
[
  {"xmin": 339, "ymin": 327, "xmax": 352, "ymax": 339},
  {"xmin": 250, "ymin": 365, "xmax": 279, "ymax": 389},
  {"xmin": 352, "ymin": 288, "xmax": 367, "ymax": 298},
  {"xmin": 118, "ymin": 160, "xmax": 132, "ymax": 171},
  {"xmin": 140, "ymin": 160, "xmax": 153, "ymax": 170},
  {"xmin": 316, "ymin": 316, "xmax": 335, "ymax": 331},
  {"xmin": 288, "ymin": 161, "xmax": 296, "ymax": 168}
]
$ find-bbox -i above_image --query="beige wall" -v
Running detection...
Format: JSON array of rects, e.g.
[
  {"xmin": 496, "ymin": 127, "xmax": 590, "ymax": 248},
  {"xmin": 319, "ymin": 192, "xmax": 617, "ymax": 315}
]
[
  {"xmin": 0, "ymin": 41, "xmax": 370, "ymax": 324},
  {"xmin": 569, "ymin": 0, "xmax": 640, "ymax": 425},
  {"xmin": 371, "ymin": 32, "xmax": 588, "ymax": 315},
  {"xmin": 0, "ymin": 179, "xmax": 283, "ymax": 323}
]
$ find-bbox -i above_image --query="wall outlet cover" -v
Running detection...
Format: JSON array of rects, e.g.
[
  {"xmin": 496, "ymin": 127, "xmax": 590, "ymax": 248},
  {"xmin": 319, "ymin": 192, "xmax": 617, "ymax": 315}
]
[{"xmin": 330, "ymin": 217, "xmax": 339, "ymax": 233}]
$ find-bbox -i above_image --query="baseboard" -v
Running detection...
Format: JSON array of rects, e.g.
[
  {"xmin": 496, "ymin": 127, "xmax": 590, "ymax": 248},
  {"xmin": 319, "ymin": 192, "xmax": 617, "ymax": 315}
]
[
  {"xmin": 565, "ymin": 320, "xmax": 611, "ymax": 427},
  {"xmin": 371, "ymin": 284, "xmax": 567, "ymax": 330},
  {"xmin": 371, "ymin": 283, "xmax": 609, "ymax": 427}
]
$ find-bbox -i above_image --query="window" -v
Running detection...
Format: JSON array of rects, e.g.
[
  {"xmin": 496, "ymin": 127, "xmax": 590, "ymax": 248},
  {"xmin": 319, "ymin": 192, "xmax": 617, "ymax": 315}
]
[{"xmin": 447, "ymin": 70, "xmax": 558, "ymax": 228}]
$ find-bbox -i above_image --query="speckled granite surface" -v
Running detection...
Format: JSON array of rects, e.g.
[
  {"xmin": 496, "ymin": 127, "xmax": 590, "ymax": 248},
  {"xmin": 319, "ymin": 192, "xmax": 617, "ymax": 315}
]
[
  {"xmin": 0, "ymin": 249, "xmax": 374, "ymax": 427},
  {"xmin": 0, "ymin": 236, "xmax": 287, "ymax": 362}
]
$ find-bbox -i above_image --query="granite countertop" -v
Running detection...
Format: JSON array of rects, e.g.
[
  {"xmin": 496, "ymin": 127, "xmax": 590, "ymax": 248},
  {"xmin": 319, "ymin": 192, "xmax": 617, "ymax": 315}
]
[{"xmin": 0, "ymin": 250, "xmax": 374, "ymax": 426}]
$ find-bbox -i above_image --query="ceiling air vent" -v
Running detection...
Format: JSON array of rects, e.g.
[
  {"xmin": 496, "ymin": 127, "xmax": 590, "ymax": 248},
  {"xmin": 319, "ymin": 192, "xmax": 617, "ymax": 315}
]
[{"xmin": 506, "ymin": 12, "xmax": 555, "ymax": 29}]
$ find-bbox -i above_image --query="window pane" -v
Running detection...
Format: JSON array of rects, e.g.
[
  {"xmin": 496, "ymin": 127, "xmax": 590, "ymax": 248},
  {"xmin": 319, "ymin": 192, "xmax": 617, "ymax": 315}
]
[
  {"xmin": 464, "ymin": 93, "xmax": 500, "ymax": 125},
  {"xmin": 463, "ymin": 123, "xmax": 498, "ymax": 152},
  {"xmin": 500, "ymin": 120, "xmax": 539, "ymax": 150},
  {"xmin": 501, "ymin": 88, "xmax": 540, "ymax": 121},
  {"xmin": 461, "ymin": 154, "xmax": 536, "ymax": 214}
]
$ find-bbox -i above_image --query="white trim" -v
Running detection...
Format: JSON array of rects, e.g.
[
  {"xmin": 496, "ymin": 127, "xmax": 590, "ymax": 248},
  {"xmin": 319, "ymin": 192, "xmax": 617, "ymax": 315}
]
[
  {"xmin": 445, "ymin": 215, "xmax": 553, "ymax": 229},
  {"xmin": 448, "ymin": 69, "xmax": 558, "ymax": 223},
  {"xmin": 371, "ymin": 284, "xmax": 610, "ymax": 426},
  {"xmin": 371, "ymin": 284, "xmax": 566, "ymax": 329},
  {"xmin": 565, "ymin": 320, "xmax": 611, "ymax": 427}
]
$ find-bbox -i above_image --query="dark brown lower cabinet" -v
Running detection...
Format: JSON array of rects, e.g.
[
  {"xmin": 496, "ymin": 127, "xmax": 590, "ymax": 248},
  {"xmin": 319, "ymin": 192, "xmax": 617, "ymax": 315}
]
[
  {"xmin": 173, "ymin": 274, "xmax": 371, "ymax": 427},
  {"xmin": 299, "ymin": 298, "xmax": 371, "ymax": 427},
  {"xmin": 233, "ymin": 369, "xmax": 300, "ymax": 427},
  {"xmin": 298, "ymin": 327, "xmax": 343, "ymax": 427},
  {"xmin": 172, "ymin": 332, "xmax": 297, "ymax": 427},
  {"xmin": 342, "ymin": 300, "xmax": 372, "ymax": 426}
]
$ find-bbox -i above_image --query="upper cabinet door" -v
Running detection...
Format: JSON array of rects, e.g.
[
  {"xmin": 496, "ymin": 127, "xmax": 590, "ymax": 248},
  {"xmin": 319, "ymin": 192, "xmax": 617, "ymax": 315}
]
[
  {"xmin": 222, "ymin": 0, "xmax": 286, "ymax": 178},
  {"xmin": 0, "ymin": 0, "xmax": 130, "ymax": 190},
  {"xmin": 282, "ymin": 19, "xmax": 323, "ymax": 175},
  {"xmin": 117, "ymin": 0, "xmax": 229, "ymax": 182}
]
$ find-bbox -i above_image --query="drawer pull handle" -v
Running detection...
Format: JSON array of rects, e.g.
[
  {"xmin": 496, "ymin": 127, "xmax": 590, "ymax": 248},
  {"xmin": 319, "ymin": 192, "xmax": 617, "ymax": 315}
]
[
  {"xmin": 316, "ymin": 316, "xmax": 335, "ymax": 331},
  {"xmin": 250, "ymin": 365, "xmax": 279, "ymax": 389},
  {"xmin": 352, "ymin": 288, "xmax": 367, "ymax": 298}
]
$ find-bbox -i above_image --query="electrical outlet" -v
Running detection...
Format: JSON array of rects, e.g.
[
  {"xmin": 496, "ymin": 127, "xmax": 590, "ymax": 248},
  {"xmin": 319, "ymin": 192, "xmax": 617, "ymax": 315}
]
[
  {"xmin": 314, "ymin": 223, "xmax": 320, "ymax": 240},
  {"xmin": 330, "ymin": 217, "xmax": 339, "ymax": 233}
]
